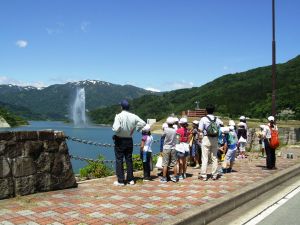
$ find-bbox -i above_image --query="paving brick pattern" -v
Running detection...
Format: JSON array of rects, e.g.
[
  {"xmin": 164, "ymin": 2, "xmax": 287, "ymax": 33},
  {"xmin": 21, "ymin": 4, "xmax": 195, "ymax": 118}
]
[{"xmin": 0, "ymin": 153, "xmax": 299, "ymax": 225}]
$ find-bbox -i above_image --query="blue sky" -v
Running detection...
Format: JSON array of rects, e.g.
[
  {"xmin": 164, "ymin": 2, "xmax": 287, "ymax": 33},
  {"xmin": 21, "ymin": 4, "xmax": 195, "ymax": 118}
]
[{"xmin": 0, "ymin": 0, "xmax": 299, "ymax": 92}]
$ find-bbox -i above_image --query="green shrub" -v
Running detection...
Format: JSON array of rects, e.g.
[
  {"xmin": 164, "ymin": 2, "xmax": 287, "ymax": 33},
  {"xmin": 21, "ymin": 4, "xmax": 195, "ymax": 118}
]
[{"xmin": 79, "ymin": 155, "xmax": 114, "ymax": 179}]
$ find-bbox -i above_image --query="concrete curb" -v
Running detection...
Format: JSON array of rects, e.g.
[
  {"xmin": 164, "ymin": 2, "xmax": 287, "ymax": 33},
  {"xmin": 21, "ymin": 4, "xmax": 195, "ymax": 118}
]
[{"xmin": 161, "ymin": 162, "xmax": 300, "ymax": 225}]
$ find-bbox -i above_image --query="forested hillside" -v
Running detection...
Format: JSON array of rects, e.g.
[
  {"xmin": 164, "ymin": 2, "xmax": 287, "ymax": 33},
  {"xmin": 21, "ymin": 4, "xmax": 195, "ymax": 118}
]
[{"xmin": 89, "ymin": 55, "xmax": 300, "ymax": 124}]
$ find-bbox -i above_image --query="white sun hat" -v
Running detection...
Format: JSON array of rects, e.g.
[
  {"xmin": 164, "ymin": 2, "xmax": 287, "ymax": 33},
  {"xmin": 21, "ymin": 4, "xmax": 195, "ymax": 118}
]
[{"xmin": 142, "ymin": 124, "xmax": 151, "ymax": 132}]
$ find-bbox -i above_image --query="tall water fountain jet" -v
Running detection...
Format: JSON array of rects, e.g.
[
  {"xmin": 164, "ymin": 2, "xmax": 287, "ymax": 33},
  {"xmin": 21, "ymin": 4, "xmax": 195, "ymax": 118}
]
[{"xmin": 72, "ymin": 88, "xmax": 87, "ymax": 127}]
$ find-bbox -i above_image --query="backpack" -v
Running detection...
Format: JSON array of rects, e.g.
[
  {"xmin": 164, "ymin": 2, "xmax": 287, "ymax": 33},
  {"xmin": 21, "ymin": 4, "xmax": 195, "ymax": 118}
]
[
  {"xmin": 269, "ymin": 126, "xmax": 280, "ymax": 149},
  {"xmin": 205, "ymin": 116, "xmax": 219, "ymax": 137}
]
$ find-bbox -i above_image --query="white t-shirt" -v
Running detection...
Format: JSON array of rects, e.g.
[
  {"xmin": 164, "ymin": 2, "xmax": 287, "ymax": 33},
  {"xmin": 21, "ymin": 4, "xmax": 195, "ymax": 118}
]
[
  {"xmin": 142, "ymin": 135, "xmax": 153, "ymax": 152},
  {"xmin": 198, "ymin": 114, "xmax": 223, "ymax": 136}
]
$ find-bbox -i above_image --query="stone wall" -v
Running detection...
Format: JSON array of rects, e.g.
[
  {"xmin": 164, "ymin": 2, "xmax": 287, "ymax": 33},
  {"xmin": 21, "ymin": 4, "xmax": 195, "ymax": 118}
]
[
  {"xmin": 246, "ymin": 127, "xmax": 300, "ymax": 151},
  {"xmin": 0, "ymin": 130, "xmax": 77, "ymax": 199}
]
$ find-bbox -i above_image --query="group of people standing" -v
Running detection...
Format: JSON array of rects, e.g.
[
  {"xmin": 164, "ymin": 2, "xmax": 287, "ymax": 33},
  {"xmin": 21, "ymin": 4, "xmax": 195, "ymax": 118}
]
[{"xmin": 111, "ymin": 99, "xmax": 278, "ymax": 186}]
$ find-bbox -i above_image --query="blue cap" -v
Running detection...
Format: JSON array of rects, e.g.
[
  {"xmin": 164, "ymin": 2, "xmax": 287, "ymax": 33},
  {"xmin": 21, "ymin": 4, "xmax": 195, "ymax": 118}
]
[{"xmin": 120, "ymin": 99, "xmax": 130, "ymax": 110}]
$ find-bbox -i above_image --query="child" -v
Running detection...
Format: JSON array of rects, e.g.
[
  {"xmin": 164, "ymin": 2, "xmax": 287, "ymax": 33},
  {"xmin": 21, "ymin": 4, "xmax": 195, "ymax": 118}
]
[
  {"xmin": 140, "ymin": 124, "xmax": 153, "ymax": 181},
  {"xmin": 237, "ymin": 122, "xmax": 247, "ymax": 159},
  {"xmin": 190, "ymin": 120, "xmax": 201, "ymax": 168},
  {"xmin": 176, "ymin": 117, "xmax": 190, "ymax": 179},
  {"xmin": 221, "ymin": 126, "xmax": 238, "ymax": 173},
  {"xmin": 160, "ymin": 117, "xmax": 178, "ymax": 183},
  {"xmin": 258, "ymin": 125, "xmax": 266, "ymax": 157}
]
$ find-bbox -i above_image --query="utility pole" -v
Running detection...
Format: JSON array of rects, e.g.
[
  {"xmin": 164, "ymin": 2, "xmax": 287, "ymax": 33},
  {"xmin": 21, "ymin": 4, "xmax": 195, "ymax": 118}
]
[{"xmin": 272, "ymin": 0, "xmax": 276, "ymax": 117}]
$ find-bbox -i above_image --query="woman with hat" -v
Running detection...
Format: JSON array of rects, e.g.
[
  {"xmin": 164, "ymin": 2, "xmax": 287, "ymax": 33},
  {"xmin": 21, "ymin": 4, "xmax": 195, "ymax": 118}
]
[{"xmin": 262, "ymin": 116, "xmax": 278, "ymax": 169}]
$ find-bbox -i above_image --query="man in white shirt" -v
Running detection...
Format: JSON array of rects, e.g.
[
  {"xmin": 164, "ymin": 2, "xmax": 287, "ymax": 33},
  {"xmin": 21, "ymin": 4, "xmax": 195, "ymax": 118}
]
[
  {"xmin": 112, "ymin": 99, "xmax": 146, "ymax": 186},
  {"xmin": 198, "ymin": 104, "xmax": 222, "ymax": 181}
]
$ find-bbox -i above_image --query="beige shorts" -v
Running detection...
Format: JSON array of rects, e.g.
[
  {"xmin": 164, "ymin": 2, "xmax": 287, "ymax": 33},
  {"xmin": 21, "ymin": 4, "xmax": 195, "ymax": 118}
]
[{"xmin": 162, "ymin": 148, "xmax": 177, "ymax": 168}]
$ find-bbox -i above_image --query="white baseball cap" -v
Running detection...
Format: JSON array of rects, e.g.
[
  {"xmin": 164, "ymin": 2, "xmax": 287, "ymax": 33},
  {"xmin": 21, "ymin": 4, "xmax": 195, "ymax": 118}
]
[
  {"xmin": 142, "ymin": 124, "xmax": 151, "ymax": 132},
  {"xmin": 239, "ymin": 116, "xmax": 246, "ymax": 120},
  {"xmin": 268, "ymin": 116, "xmax": 275, "ymax": 122},
  {"xmin": 228, "ymin": 120, "xmax": 235, "ymax": 126},
  {"xmin": 166, "ymin": 117, "xmax": 174, "ymax": 124},
  {"xmin": 259, "ymin": 125, "xmax": 266, "ymax": 129},
  {"xmin": 162, "ymin": 122, "xmax": 168, "ymax": 130},
  {"xmin": 192, "ymin": 120, "xmax": 199, "ymax": 125},
  {"xmin": 179, "ymin": 117, "xmax": 188, "ymax": 124},
  {"xmin": 220, "ymin": 127, "xmax": 230, "ymax": 134},
  {"xmin": 229, "ymin": 125, "xmax": 235, "ymax": 131}
]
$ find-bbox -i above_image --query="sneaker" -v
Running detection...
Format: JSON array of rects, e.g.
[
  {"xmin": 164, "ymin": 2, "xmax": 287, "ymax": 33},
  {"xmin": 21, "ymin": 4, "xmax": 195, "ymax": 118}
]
[
  {"xmin": 212, "ymin": 176, "xmax": 218, "ymax": 180},
  {"xmin": 178, "ymin": 175, "xmax": 184, "ymax": 180},
  {"xmin": 193, "ymin": 164, "xmax": 200, "ymax": 169},
  {"xmin": 143, "ymin": 178, "xmax": 151, "ymax": 182},
  {"xmin": 160, "ymin": 177, "xmax": 168, "ymax": 183},
  {"xmin": 198, "ymin": 176, "xmax": 208, "ymax": 181},
  {"xmin": 128, "ymin": 180, "xmax": 135, "ymax": 185},
  {"xmin": 170, "ymin": 176, "xmax": 178, "ymax": 183},
  {"xmin": 113, "ymin": 181, "xmax": 125, "ymax": 186}
]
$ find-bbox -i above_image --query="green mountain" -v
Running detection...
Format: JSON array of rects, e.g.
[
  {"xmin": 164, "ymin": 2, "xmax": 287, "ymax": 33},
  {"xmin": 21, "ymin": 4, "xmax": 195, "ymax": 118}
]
[
  {"xmin": 0, "ymin": 80, "xmax": 155, "ymax": 120},
  {"xmin": 89, "ymin": 55, "xmax": 300, "ymax": 124}
]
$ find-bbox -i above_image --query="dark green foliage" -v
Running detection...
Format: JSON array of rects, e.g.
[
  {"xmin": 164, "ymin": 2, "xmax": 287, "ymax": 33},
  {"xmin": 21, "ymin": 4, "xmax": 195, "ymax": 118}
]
[
  {"xmin": 0, "ymin": 107, "xmax": 28, "ymax": 126},
  {"xmin": 90, "ymin": 55, "xmax": 300, "ymax": 123},
  {"xmin": 79, "ymin": 155, "xmax": 114, "ymax": 178}
]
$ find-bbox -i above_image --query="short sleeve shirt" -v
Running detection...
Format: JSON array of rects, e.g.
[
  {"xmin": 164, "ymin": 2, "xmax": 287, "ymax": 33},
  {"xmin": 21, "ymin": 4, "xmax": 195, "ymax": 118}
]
[{"xmin": 198, "ymin": 114, "xmax": 222, "ymax": 136}]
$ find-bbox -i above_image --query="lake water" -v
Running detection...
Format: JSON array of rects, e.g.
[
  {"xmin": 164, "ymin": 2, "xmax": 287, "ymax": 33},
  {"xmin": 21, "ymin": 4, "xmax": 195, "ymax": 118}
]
[{"xmin": 0, "ymin": 121, "xmax": 161, "ymax": 173}]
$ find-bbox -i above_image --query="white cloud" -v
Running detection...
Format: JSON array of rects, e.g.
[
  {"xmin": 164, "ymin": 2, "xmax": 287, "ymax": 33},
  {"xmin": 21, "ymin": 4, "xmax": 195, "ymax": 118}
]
[
  {"xmin": 15, "ymin": 40, "xmax": 28, "ymax": 48},
  {"xmin": 0, "ymin": 76, "xmax": 46, "ymax": 88},
  {"xmin": 46, "ymin": 22, "xmax": 64, "ymax": 35},
  {"xmin": 80, "ymin": 21, "xmax": 90, "ymax": 32},
  {"xmin": 145, "ymin": 87, "xmax": 161, "ymax": 92},
  {"xmin": 165, "ymin": 80, "xmax": 195, "ymax": 90}
]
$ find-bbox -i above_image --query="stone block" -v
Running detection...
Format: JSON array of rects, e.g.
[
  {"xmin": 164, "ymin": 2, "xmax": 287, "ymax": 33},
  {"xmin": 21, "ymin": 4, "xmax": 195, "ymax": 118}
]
[
  {"xmin": 38, "ymin": 130, "xmax": 55, "ymax": 141},
  {"xmin": 0, "ymin": 178, "xmax": 14, "ymax": 199},
  {"xmin": 0, "ymin": 141, "xmax": 6, "ymax": 156},
  {"xmin": 23, "ymin": 141, "xmax": 43, "ymax": 159},
  {"xmin": 5, "ymin": 141, "xmax": 23, "ymax": 158},
  {"xmin": 14, "ymin": 131, "xmax": 38, "ymax": 141},
  {"xmin": 35, "ymin": 152, "xmax": 55, "ymax": 173},
  {"xmin": 43, "ymin": 141, "xmax": 59, "ymax": 153},
  {"xmin": 36, "ymin": 173, "xmax": 51, "ymax": 192},
  {"xmin": 0, "ymin": 131, "xmax": 15, "ymax": 141},
  {"xmin": 0, "ymin": 157, "xmax": 11, "ymax": 178},
  {"xmin": 14, "ymin": 175, "xmax": 36, "ymax": 196},
  {"xmin": 58, "ymin": 142, "xmax": 69, "ymax": 154},
  {"xmin": 12, "ymin": 157, "xmax": 36, "ymax": 178}
]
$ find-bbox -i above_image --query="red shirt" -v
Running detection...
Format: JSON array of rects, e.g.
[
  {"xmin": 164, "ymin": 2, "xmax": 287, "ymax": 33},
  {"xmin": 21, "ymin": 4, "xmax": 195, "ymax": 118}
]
[{"xmin": 176, "ymin": 127, "xmax": 190, "ymax": 143}]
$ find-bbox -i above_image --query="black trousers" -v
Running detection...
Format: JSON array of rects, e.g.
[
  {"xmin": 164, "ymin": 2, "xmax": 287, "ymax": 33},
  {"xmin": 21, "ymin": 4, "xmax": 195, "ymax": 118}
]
[
  {"xmin": 114, "ymin": 137, "xmax": 134, "ymax": 183},
  {"xmin": 264, "ymin": 139, "xmax": 276, "ymax": 169}
]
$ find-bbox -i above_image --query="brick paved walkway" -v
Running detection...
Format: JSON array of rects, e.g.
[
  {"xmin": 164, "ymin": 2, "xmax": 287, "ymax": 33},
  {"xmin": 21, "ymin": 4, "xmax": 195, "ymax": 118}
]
[{"xmin": 0, "ymin": 150, "xmax": 299, "ymax": 225}]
